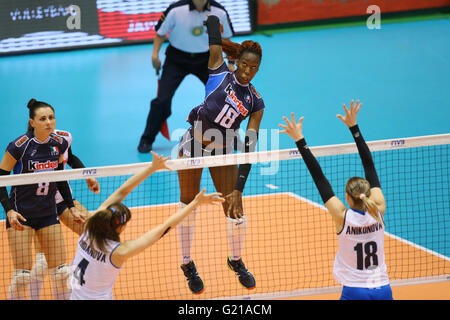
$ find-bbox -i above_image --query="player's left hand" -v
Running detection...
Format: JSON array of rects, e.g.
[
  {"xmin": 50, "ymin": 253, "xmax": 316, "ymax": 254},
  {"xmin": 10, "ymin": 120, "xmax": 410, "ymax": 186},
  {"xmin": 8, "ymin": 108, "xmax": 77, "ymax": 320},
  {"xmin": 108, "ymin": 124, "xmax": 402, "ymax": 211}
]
[
  {"xmin": 86, "ymin": 178, "xmax": 100, "ymax": 194},
  {"xmin": 69, "ymin": 206, "xmax": 86, "ymax": 224},
  {"xmin": 336, "ymin": 99, "xmax": 362, "ymax": 128},
  {"xmin": 224, "ymin": 190, "xmax": 244, "ymax": 219}
]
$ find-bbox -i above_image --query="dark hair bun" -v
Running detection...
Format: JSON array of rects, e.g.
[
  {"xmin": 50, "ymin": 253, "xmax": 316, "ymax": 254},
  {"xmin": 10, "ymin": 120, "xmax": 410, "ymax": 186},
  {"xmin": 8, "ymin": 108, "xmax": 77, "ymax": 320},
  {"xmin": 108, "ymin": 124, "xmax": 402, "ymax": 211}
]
[{"xmin": 27, "ymin": 99, "xmax": 37, "ymax": 109}]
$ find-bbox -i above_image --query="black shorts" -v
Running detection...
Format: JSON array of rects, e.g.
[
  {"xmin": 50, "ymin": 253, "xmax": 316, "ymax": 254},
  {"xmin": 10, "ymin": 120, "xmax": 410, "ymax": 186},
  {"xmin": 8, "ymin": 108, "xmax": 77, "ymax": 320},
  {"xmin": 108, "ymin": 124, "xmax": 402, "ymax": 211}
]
[
  {"xmin": 178, "ymin": 127, "xmax": 238, "ymax": 158},
  {"xmin": 5, "ymin": 214, "xmax": 60, "ymax": 231},
  {"xmin": 56, "ymin": 201, "xmax": 69, "ymax": 216}
]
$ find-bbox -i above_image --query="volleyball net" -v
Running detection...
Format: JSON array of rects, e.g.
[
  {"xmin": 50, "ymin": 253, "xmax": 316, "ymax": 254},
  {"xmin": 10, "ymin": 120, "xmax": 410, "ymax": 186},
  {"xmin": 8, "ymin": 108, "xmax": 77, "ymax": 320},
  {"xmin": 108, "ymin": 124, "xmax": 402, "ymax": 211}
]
[{"xmin": 0, "ymin": 133, "xmax": 449, "ymax": 300}]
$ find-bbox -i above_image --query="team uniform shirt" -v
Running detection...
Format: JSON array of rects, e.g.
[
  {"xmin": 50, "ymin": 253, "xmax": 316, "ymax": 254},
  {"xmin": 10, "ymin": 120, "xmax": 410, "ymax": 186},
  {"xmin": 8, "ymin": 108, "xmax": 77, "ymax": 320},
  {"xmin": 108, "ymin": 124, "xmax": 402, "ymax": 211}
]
[
  {"xmin": 70, "ymin": 232, "xmax": 121, "ymax": 300},
  {"xmin": 52, "ymin": 129, "xmax": 73, "ymax": 205},
  {"xmin": 334, "ymin": 208, "xmax": 390, "ymax": 288},
  {"xmin": 187, "ymin": 61, "xmax": 265, "ymax": 145},
  {"xmin": 5, "ymin": 131, "xmax": 69, "ymax": 218},
  {"xmin": 156, "ymin": 0, "xmax": 233, "ymax": 53}
]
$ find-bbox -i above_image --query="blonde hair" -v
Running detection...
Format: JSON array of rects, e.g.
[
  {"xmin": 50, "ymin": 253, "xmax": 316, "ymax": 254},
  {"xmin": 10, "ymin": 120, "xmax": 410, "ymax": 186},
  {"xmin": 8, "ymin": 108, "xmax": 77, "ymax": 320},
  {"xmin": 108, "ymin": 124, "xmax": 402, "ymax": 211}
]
[
  {"xmin": 83, "ymin": 203, "xmax": 131, "ymax": 253},
  {"xmin": 345, "ymin": 177, "xmax": 382, "ymax": 225}
]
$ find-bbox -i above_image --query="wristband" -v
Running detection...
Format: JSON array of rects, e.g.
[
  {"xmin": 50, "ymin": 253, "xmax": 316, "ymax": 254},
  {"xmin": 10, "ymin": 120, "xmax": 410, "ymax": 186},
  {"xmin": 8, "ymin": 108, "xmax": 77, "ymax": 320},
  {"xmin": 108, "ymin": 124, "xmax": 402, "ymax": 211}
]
[{"xmin": 204, "ymin": 15, "xmax": 222, "ymax": 46}]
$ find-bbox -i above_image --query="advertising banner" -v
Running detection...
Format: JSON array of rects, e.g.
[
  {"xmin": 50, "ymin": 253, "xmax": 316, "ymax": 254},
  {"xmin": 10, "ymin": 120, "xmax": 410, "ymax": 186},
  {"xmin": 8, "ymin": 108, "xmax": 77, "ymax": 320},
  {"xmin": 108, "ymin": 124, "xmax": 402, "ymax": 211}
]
[
  {"xmin": 257, "ymin": 0, "xmax": 450, "ymax": 26},
  {"xmin": 1, "ymin": 0, "xmax": 253, "ymax": 55}
]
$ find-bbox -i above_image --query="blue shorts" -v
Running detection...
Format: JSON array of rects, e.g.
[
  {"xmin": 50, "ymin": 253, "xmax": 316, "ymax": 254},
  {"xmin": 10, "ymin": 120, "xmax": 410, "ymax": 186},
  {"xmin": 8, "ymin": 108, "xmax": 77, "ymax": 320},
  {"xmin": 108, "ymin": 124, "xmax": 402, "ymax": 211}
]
[
  {"xmin": 56, "ymin": 201, "xmax": 68, "ymax": 216},
  {"xmin": 5, "ymin": 214, "xmax": 60, "ymax": 231},
  {"xmin": 178, "ymin": 127, "xmax": 238, "ymax": 158},
  {"xmin": 340, "ymin": 284, "xmax": 393, "ymax": 300},
  {"xmin": 56, "ymin": 198, "xmax": 78, "ymax": 216}
]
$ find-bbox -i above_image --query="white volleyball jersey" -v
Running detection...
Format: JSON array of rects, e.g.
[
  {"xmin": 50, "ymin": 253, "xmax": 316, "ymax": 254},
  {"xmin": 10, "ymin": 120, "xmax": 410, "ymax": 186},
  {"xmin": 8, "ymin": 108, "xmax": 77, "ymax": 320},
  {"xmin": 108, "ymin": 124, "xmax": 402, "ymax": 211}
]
[
  {"xmin": 333, "ymin": 208, "xmax": 390, "ymax": 288},
  {"xmin": 70, "ymin": 232, "xmax": 121, "ymax": 300},
  {"xmin": 53, "ymin": 129, "xmax": 73, "ymax": 204}
]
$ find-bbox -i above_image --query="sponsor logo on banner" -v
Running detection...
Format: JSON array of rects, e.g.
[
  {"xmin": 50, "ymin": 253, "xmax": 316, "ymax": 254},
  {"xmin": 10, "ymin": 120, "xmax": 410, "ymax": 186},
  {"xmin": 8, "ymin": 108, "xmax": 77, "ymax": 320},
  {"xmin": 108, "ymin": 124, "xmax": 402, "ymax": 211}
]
[{"xmin": 97, "ymin": 0, "xmax": 162, "ymax": 40}]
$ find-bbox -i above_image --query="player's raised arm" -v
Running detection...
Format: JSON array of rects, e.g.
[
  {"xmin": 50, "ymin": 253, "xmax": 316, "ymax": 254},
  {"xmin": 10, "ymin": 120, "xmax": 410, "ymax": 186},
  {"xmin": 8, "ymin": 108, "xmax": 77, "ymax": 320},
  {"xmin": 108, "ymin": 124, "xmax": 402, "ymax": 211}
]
[
  {"xmin": 110, "ymin": 189, "xmax": 224, "ymax": 267},
  {"xmin": 279, "ymin": 113, "xmax": 347, "ymax": 232},
  {"xmin": 93, "ymin": 152, "xmax": 172, "ymax": 217},
  {"xmin": 204, "ymin": 15, "xmax": 224, "ymax": 70},
  {"xmin": 337, "ymin": 100, "xmax": 386, "ymax": 216}
]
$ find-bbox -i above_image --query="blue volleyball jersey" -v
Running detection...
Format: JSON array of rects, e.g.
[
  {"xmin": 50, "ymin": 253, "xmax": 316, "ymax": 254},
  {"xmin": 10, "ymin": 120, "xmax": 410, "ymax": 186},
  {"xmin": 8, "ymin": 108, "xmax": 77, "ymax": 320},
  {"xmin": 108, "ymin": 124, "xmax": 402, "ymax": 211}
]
[
  {"xmin": 187, "ymin": 61, "xmax": 265, "ymax": 143},
  {"xmin": 5, "ymin": 131, "xmax": 69, "ymax": 218}
]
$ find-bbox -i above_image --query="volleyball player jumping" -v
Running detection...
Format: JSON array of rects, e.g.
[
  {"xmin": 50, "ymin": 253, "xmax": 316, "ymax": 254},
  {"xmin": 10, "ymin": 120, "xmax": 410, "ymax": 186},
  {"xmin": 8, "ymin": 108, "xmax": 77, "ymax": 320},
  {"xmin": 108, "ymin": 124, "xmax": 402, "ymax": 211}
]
[
  {"xmin": 69, "ymin": 152, "xmax": 224, "ymax": 300},
  {"xmin": 279, "ymin": 100, "xmax": 393, "ymax": 300},
  {"xmin": 176, "ymin": 15, "xmax": 265, "ymax": 293}
]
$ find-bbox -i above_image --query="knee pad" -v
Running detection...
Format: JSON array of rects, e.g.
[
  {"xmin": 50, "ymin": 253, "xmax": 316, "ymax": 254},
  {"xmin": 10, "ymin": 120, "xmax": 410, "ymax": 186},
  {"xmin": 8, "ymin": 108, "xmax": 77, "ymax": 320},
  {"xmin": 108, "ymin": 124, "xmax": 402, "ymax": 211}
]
[
  {"xmin": 179, "ymin": 202, "xmax": 198, "ymax": 227},
  {"xmin": 226, "ymin": 214, "xmax": 247, "ymax": 227},
  {"xmin": 31, "ymin": 253, "xmax": 48, "ymax": 281},
  {"xmin": 49, "ymin": 264, "xmax": 70, "ymax": 290},
  {"xmin": 9, "ymin": 269, "xmax": 31, "ymax": 298}
]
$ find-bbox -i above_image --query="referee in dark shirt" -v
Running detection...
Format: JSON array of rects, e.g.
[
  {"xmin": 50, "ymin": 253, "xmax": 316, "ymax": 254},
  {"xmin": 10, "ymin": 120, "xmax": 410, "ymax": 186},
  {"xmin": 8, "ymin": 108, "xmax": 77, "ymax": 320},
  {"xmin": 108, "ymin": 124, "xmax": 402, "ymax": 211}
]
[{"xmin": 138, "ymin": 0, "xmax": 234, "ymax": 153}]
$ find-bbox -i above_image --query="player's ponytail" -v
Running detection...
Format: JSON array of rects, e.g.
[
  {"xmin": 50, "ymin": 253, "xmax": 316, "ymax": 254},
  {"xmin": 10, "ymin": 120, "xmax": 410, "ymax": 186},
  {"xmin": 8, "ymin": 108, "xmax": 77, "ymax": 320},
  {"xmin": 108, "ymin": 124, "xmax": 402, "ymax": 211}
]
[
  {"xmin": 345, "ymin": 177, "xmax": 382, "ymax": 225},
  {"xmin": 84, "ymin": 203, "xmax": 131, "ymax": 253},
  {"xmin": 222, "ymin": 39, "xmax": 262, "ymax": 62},
  {"xmin": 26, "ymin": 98, "xmax": 54, "ymax": 132}
]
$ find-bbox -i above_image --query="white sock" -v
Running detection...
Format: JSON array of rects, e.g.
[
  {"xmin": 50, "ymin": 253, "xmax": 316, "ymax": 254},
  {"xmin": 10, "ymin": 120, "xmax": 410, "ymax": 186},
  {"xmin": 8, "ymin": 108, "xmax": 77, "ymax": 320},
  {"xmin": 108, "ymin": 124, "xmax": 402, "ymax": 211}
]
[
  {"xmin": 227, "ymin": 214, "xmax": 248, "ymax": 261},
  {"xmin": 177, "ymin": 203, "xmax": 197, "ymax": 265},
  {"xmin": 29, "ymin": 253, "xmax": 48, "ymax": 300}
]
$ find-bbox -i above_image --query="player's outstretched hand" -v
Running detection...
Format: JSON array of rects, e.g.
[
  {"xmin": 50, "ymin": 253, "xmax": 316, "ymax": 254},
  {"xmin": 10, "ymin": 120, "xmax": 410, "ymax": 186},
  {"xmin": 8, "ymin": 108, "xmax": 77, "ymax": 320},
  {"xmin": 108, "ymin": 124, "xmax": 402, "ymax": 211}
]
[
  {"xmin": 150, "ymin": 151, "xmax": 173, "ymax": 172},
  {"xmin": 86, "ymin": 178, "xmax": 100, "ymax": 194},
  {"xmin": 336, "ymin": 99, "xmax": 362, "ymax": 128},
  {"xmin": 69, "ymin": 206, "xmax": 86, "ymax": 224},
  {"xmin": 194, "ymin": 188, "xmax": 224, "ymax": 206},
  {"xmin": 279, "ymin": 112, "xmax": 304, "ymax": 142}
]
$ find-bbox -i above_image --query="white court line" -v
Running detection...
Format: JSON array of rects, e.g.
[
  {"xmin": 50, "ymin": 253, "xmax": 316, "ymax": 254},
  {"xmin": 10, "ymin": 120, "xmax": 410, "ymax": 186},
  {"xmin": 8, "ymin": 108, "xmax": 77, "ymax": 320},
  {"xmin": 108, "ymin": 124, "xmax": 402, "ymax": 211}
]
[
  {"xmin": 284, "ymin": 192, "xmax": 450, "ymax": 262},
  {"xmin": 91, "ymin": 191, "xmax": 450, "ymax": 263}
]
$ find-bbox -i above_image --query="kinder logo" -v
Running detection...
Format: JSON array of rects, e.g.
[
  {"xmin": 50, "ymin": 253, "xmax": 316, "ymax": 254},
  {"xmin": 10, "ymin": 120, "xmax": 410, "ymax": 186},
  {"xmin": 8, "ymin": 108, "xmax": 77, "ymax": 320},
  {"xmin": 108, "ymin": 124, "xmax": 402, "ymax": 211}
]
[
  {"xmin": 82, "ymin": 169, "xmax": 97, "ymax": 176},
  {"xmin": 29, "ymin": 160, "xmax": 58, "ymax": 171},
  {"xmin": 225, "ymin": 84, "xmax": 248, "ymax": 116}
]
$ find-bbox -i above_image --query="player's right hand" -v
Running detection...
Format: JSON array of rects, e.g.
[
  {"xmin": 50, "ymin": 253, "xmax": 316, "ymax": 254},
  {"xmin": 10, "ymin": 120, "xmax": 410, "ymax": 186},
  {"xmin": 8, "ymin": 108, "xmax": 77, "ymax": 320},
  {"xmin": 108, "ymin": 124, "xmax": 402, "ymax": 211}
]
[
  {"xmin": 194, "ymin": 188, "xmax": 224, "ymax": 206},
  {"xmin": 150, "ymin": 151, "xmax": 173, "ymax": 172},
  {"xmin": 7, "ymin": 210, "xmax": 27, "ymax": 231}
]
